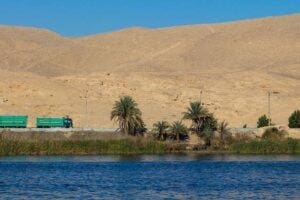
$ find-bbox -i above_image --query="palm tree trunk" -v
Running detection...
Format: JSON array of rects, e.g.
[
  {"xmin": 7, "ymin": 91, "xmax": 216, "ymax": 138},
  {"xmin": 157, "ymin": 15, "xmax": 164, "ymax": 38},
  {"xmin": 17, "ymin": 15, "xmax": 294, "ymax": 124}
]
[
  {"xmin": 198, "ymin": 121, "xmax": 203, "ymax": 132},
  {"xmin": 220, "ymin": 132, "xmax": 224, "ymax": 148},
  {"xmin": 123, "ymin": 122, "xmax": 129, "ymax": 135},
  {"xmin": 160, "ymin": 132, "xmax": 164, "ymax": 141}
]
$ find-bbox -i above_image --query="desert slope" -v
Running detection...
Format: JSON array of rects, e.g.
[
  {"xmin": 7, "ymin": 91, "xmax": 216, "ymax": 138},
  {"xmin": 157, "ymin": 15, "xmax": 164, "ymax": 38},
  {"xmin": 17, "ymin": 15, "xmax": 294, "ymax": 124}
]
[{"xmin": 0, "ymin": 14, "xmax": 299, "ymax": 128}]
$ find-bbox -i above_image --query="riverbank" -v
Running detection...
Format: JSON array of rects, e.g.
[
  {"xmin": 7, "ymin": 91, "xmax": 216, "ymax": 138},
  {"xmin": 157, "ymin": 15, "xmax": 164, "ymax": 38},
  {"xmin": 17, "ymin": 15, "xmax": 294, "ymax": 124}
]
[
  {"xmin": 0, "ymin": 138, "xmax": 169, "ymax": 155},
  {"xmin": 1, "ymin": 129, "xmax": 299, "ymax": 155},
  {"xmin": 229, "ymin": 138, "xmax": 300, "ymax": 154},
  {"xmin": 0, "ymin": 135, "xmax": 299, "ymax": 155}
]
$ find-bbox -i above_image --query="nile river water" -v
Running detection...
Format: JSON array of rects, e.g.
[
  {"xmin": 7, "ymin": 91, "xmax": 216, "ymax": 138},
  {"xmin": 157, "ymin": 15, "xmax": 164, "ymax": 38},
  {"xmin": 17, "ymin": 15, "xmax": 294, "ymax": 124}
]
[{"xmin": 0, "ymin": 154, "xmax": 299, "ymax": 199}]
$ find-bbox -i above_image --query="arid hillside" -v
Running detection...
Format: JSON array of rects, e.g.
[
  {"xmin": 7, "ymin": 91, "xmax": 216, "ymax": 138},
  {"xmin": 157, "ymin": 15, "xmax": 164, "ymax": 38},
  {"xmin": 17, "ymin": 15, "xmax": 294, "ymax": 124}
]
[{"xmin": 0, "ymin": 14, "xmax": 299, "ymax": 128}]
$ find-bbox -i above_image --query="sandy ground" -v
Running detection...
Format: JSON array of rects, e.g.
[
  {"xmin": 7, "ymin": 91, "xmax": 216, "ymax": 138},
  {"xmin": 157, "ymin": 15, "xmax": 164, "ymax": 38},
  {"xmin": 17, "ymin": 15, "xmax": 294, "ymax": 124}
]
[{"xmin": 0, "ymin": 14, "xmax": 299, "ymax": 128}]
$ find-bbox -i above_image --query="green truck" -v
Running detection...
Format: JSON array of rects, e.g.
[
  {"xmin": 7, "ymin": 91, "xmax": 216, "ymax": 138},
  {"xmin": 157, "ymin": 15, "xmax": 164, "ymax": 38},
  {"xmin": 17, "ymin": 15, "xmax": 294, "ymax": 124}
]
[
  {"xmin": 0, "ymin": 115, "xmax": 28, "ymax": 128},
  {"xmin": 36, "ymin": 116, "xmax": 73, "ymax": 128}
]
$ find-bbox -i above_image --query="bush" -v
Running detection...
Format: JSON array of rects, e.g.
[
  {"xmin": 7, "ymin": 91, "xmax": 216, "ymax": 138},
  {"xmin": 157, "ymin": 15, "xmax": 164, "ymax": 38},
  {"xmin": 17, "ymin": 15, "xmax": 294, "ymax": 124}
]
[
  {"xmin": 257, "ymin": 115, "xmax": 270, "ymax": 128},
  {"xmin": 262, "ymin": 127, "xmax": 287, "ymax": 140},
  {"xmin": 233, "ymin": 132, "xmax": 255, "ymax": 142},
  {"xmin": 288, "ymin": 110, "xmax": 300, "ymax": 128}
]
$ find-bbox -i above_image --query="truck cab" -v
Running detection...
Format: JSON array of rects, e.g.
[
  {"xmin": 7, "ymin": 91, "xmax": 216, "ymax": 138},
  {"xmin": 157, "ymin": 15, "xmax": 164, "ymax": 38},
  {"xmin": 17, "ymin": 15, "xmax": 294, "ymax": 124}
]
[{"xmin": 63, "ymin": 116, "xmax": 73, "ymax": 128}]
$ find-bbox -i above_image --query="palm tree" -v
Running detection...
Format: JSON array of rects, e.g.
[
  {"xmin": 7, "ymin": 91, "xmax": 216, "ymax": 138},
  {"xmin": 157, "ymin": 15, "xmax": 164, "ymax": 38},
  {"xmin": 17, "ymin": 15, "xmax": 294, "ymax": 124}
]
[
  {"xmin": 111, "ymin": 96, "xmax": 143, "ymax": 135},
  {"xmin": 170, "ymin": 121, "xmax": 188, "ymax": 141},
  {"xmin": 152, "ymin": 121, "xmax": 170, "ymax": 141},
  {"xmin": 182, "ymin": 101, "xmax": 209, "ymax": 133},
  {"xmin": 200, "ymin": 112, "xmax": 218, "ymax": 146},
  {"xmin": 133, "ymin": 117, "xmax": 147, "ymax": 136},
  {"xmin": 201, "ymin": 126, "xmax": 214, "ymax": 147},
  {"xmin": 218, "ymin": 121, "xmax": 231, "ymax": 148}
]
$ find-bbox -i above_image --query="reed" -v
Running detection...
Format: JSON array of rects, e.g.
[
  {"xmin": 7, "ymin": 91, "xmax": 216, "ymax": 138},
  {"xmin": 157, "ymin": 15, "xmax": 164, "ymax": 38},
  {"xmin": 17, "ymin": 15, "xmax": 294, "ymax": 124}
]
[
  {"xmin": 229, "ymin": 138, "xmax": 300, "ymax": 154},
  {"xmin": 0, "ymin": 138, "xmax": 170, "ymax": 155}
]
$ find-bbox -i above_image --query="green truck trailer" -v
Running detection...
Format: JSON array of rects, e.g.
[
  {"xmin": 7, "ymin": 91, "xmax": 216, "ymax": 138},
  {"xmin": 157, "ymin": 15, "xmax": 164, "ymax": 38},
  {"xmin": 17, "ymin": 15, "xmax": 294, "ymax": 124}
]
[
  {"xmin": 0, "ymin": 115, "xmax": 28, "ymax": 128},
  {"xmin": 36, "ymin": 116, "xmax": 73, "ymax": 128}
]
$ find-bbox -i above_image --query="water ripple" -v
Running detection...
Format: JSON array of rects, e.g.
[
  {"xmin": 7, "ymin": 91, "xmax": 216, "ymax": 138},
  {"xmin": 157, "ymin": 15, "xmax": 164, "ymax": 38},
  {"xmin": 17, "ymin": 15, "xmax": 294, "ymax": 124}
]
[{"xmin": 0, "ymin": 155, "xmax": 299, "ymax": 199}]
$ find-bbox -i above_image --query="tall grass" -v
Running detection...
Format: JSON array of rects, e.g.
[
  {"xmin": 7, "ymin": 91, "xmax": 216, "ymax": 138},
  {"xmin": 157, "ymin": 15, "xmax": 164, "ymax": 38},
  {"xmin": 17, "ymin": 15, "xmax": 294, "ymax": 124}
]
[
  {"xmin": 1, "ymin": 130, "xmax": 299, "ymax": 155},
  {"xmin": 0, "ymin": 138, "xmax": 171, "ymax": 156},
  {"xmin": 229, "ymin": 138, "xmax": 300, "ymax": 154}
]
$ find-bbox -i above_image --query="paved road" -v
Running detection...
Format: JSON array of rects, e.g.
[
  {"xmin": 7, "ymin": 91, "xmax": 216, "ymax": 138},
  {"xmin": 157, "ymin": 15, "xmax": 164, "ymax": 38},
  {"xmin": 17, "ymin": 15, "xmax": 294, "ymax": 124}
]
[{"xmin": 0, "ymin": 128, "xmax": 118, "ymax": 133}]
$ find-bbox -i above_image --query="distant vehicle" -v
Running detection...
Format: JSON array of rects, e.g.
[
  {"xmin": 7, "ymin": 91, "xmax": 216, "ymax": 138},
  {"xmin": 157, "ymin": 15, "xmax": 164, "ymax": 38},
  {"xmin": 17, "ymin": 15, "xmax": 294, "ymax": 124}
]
[
  {"xmin": 0, "ymin": 115, "xmax": 28, "ymax": 128},
  {"xmin": 36, "ymin": 116, "xmax": 73, "ymax": 128}
]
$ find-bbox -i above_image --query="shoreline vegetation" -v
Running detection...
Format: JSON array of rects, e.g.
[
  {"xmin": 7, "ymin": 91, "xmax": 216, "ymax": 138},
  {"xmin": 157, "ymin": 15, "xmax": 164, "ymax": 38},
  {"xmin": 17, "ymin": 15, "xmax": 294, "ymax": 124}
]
[
  {"xmin": 0, "ymin": 96, "xmax": 299, "ymax": 156},
  {"xmin": 0, "ymin": 133, "xmax": 299, "ymax": 156}
]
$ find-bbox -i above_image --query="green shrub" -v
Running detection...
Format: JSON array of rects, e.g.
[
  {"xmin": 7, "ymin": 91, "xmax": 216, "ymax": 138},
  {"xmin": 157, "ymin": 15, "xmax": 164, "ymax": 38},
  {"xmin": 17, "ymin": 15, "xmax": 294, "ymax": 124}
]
[
  {"xmin": 257, "ymin": 115, "xmax": 270, "ymax": 128},
  {"xmin": 288, "ymin": 110, "xmax": 300, "ymax": 128},
  {"xmin": 232, "ymin": 132, "xmax": 254, "ymax": 142}
]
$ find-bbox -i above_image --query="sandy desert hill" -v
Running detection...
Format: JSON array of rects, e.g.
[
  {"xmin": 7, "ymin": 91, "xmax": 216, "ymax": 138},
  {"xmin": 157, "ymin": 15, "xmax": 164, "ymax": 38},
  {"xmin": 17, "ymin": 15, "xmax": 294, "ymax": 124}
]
[{"xmin": 0, "ymin": 14, "xmax": 299, "ymax": 128}]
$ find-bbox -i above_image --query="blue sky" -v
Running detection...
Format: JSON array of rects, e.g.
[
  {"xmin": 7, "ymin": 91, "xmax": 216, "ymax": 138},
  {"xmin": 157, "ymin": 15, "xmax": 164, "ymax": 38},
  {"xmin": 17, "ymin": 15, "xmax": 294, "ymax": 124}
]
[{"xmin": 0, "ymin": 0, "xmax": 299, "ymax": 37}]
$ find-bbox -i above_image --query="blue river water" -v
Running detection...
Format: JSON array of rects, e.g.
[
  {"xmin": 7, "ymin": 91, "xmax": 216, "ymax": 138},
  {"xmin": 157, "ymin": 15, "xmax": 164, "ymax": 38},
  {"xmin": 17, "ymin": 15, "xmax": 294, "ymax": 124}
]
[{"xmin": 0, "ymin": 154, "xmax": 299, "ymax": 199}]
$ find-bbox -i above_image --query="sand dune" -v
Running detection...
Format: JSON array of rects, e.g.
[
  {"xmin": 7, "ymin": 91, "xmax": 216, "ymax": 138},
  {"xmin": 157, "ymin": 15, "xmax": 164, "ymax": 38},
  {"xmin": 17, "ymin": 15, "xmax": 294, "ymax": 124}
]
[{"xmin": 0, "ymin": 14, "xmax": 299, "ymax": 128}]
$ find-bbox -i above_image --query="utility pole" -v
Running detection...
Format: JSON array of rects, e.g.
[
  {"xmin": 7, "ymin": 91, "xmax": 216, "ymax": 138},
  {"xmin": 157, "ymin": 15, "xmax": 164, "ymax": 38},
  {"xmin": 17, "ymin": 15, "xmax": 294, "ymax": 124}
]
[
  {"xmin": 200, "ymin": 90, "xmax": 202, "ymax": 101},
  {"xmin": 85, "ymin": 85, "xmax": 89, "ymax": 129},
  {"xmin": 268, "ymin": 91, "xmax": 271, "ymax": 126},
  {"xmin": 267, "ymin": 91, "xmax": 279, "ymax": 126}
]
